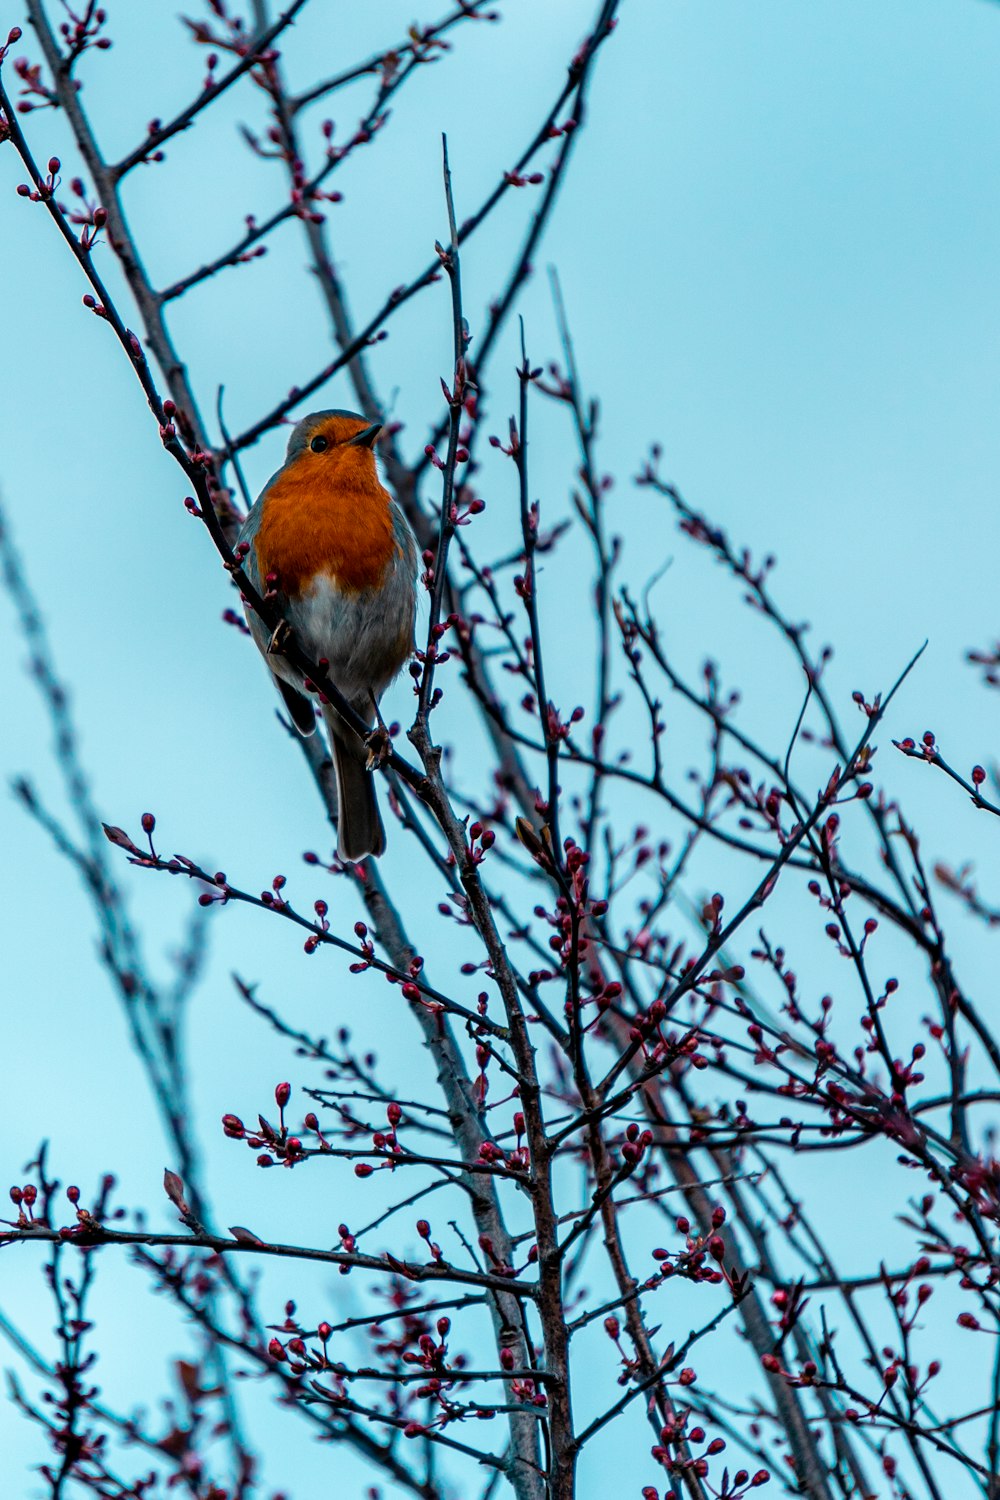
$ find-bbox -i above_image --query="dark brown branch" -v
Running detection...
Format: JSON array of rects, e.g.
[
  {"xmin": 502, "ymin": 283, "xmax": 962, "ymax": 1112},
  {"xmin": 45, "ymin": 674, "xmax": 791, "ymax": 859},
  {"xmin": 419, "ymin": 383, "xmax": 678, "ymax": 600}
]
[{"xmin": 112, "ymin": 0, "xmax": 311, "ymax": 177}]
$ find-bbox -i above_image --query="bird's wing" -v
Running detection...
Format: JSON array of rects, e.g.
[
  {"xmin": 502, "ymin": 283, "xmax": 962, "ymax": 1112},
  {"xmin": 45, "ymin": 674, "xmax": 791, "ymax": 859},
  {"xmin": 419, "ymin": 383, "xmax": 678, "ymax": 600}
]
[{"xmin": 239, "ymin": 493, "xmax": 317, "ymax": 736}]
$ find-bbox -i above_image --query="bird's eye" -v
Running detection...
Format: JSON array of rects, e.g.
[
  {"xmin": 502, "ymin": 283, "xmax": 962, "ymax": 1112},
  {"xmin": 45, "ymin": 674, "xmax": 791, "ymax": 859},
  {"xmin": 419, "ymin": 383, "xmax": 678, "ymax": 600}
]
[{"xmin": 310, "ymin": 434, "xmax": 329, "ymax": 453}]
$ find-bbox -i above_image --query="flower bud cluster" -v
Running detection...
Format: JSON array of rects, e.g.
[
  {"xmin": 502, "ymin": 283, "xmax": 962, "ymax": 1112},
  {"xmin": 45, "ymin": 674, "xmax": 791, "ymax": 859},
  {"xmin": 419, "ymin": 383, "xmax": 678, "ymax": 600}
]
[
  {"xmin": 649, "ymin": 1401, "xmax": 769, "ymax": 1495},
  {"xmin": 221, "ymin": 1081, "xmax": 305, "ymax": 1168}
]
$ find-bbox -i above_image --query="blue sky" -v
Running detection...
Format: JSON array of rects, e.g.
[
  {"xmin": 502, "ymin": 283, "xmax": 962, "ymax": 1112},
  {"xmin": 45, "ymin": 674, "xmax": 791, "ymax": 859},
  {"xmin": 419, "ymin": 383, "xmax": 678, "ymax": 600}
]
[{"xmin": 3, "ymin": 1, "xmax": 1000, "ymax": 1494}]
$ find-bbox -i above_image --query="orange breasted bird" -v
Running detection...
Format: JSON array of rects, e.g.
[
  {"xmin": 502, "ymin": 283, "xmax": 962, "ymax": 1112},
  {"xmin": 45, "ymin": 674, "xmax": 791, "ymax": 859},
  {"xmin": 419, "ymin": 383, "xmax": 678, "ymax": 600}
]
[{"xmin": 239, "ymin": 409, "xmax": 418, "ymax": 861}]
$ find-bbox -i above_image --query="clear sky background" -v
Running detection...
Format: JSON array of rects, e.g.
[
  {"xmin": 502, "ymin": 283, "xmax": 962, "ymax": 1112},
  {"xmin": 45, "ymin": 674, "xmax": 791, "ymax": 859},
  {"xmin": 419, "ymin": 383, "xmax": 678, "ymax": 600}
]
[{"xmin": 3, "ymin": 1, "xmax": 1000, "ymax": 1494}]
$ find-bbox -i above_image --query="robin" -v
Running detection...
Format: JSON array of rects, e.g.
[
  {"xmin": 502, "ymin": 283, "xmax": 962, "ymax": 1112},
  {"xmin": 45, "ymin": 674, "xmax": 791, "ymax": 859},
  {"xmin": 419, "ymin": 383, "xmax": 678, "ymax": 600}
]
[{"xmin": 238, "ymin": 409, "xmax": 418, "ymax": 861}]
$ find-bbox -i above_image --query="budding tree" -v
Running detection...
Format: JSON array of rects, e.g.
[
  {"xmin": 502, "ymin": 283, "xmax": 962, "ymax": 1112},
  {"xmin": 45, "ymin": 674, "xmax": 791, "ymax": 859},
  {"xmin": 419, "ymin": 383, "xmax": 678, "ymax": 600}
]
[{"xmin": 2, "ymin": 5, "xmax": 999, "ymax": 1500}]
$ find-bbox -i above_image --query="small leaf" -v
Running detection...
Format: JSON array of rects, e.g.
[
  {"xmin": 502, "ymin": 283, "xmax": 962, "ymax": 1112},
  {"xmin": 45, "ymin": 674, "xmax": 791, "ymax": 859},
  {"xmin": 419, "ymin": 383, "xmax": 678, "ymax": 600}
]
[
  {"xmin": 163, "ymin": 1168, "xmax": 189, "ymax": 1216},
  {"xmin": 514, "ymin": 816, "xmax": 543, "ymax": 857},
  {"xmin": 102, "ymin": 823, "xmax": 142, "ymax": 856},
  {"xmin": 229, "ymin": 1225, "xmax": 264, "ymax": 1245}
]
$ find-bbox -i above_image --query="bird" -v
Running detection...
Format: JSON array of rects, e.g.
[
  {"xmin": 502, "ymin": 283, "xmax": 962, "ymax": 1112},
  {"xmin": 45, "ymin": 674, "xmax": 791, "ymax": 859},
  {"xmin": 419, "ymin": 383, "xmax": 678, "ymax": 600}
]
[{"xmin": 238, "ymin": 408, "xmax": 418, "ymax": 861}]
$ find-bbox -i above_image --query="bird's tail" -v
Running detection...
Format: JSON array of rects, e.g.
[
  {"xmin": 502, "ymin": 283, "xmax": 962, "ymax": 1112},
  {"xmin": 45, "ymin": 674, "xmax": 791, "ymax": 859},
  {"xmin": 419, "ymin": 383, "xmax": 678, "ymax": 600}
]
[{"xmin": 328, "ymin": 722, "xmax": 386, "ymax": 861}]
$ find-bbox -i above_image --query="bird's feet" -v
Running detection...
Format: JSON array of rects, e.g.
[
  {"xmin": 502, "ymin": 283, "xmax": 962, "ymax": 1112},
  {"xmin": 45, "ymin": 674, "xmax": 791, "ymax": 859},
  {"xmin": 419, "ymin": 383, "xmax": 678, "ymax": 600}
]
[
  {"xmin": 365, "ymin": 722, "xmax": 392, "ymax": 771},
  {"xmin": 365, "ymin": 688, "xmax": 392, "ymax": 769},
  {"xmin": 267, "ymin": 619, "xmax": 293, "ymax": 657}
]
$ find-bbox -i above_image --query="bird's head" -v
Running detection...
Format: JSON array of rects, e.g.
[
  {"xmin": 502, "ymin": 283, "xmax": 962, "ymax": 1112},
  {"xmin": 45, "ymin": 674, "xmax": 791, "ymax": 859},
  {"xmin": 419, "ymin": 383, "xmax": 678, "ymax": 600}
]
[{"xmin": 284, "ymin": 409, "xmax": 383, "ymax": 476}]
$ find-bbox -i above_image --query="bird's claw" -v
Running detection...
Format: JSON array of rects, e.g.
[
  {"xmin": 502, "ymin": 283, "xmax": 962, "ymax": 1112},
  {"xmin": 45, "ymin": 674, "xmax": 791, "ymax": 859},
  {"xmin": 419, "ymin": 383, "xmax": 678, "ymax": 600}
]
[
  {"xmin": 365, "ymin": 724, "xmax": 392, "ymax": 771},
  {"xmin": 267, "ymin": 620, "xmax": 292, "ymax": 656}
]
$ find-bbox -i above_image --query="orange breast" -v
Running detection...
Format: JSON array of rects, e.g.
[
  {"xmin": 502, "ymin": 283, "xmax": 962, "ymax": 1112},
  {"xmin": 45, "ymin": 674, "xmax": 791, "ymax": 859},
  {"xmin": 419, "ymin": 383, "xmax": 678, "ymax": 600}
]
[{"xmin": 254, "ymin": 452, "xmax": 395, "ymax": 597}]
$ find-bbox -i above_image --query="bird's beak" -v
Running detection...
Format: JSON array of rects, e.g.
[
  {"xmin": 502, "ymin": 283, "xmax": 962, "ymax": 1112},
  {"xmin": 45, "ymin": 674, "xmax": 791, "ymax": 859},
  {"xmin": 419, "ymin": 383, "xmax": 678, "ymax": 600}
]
[{"xmin": 348, "ymin": 422, "xmax": 382, "ymax": 449}]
